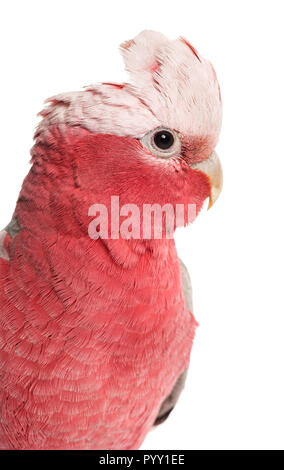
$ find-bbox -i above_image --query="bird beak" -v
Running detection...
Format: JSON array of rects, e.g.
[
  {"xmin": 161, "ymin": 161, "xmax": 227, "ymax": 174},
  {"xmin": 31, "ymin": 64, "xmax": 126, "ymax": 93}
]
[{"xmin": 191, "ymin": 151, "xmax": 223, "ymax": 209}]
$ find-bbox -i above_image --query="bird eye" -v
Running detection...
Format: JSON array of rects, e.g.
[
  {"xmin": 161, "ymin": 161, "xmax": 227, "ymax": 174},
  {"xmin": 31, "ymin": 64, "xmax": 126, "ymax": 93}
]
[
  {"xmin": 153, "ymin": 130, "xmax": 174, "ymax": 150},
  {"xmin": 140, "ymin": 127, "xmax": 181, "ymax": 159}
]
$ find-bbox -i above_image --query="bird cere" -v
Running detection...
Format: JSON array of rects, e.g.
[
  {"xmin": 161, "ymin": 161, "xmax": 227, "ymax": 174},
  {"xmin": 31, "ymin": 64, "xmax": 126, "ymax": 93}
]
[{"xmin": 0, "ymin": 30, "xmax": 222, "ymax": 449}]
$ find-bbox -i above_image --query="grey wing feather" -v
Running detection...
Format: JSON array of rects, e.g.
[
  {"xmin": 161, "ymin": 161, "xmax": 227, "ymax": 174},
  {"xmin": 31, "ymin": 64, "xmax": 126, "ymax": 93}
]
[
  {"xmin": 179, "ymin": 258, "xmax": 193, "ymax": 312},
  {"xmin": 0, "ymin": 218, "xmax": 21, "ymax": 261}
]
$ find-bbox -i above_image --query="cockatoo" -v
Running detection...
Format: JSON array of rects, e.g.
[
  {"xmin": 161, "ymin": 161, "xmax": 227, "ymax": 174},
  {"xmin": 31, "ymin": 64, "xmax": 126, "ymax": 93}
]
[{"xmin": 0, "ymin": 30, "xmax": 222, "ymax": 449}]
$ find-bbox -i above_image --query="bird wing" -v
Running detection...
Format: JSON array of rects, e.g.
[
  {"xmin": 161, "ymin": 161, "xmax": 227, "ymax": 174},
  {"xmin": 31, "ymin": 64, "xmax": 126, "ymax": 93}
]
[{"xmin": 154, "ymin": 258, "xmax": 192, "ymax": 425}]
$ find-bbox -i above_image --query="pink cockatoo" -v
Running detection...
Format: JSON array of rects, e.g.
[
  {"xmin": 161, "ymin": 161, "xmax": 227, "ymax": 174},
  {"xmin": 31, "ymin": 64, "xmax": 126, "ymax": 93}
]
[{"xmin": 0, "ymin": 30, "xmax": 222, "ymax": 449}]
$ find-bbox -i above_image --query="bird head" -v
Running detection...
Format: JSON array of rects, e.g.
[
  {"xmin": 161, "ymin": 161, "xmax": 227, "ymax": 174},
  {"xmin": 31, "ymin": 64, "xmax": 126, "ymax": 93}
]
[{"xmin": 28, "ymin": 30, "xmax": 222, "ymax": 239}]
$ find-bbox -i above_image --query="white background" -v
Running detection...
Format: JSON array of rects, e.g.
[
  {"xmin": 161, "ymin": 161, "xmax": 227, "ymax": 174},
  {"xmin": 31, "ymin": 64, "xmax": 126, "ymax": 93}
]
[{"xmin": 0, "ymin": 0, "xmax": 283, "ymax": 450}]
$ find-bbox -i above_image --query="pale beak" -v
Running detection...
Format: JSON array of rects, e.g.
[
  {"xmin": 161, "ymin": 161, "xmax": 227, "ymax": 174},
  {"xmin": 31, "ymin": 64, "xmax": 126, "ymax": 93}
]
[{"xmin": 191, "ymin": 151, "xmax": 223, "ymax": 209}]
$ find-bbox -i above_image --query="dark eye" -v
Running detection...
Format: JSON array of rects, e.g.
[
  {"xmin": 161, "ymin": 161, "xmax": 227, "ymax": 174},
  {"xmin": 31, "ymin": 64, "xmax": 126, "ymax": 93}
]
[
  {"xmin": 140, "ymin": 127, "xmax": 181, "ymax": 159},
  {"xmin": 153, "ymin": 130, "xmax": 174, "ymax": 150}
]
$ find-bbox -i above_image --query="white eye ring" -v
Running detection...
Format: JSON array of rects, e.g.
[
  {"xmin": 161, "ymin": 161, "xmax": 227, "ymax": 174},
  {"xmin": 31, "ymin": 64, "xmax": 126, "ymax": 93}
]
[{"xmin": 140, "ymin": 127, "xmax": 181, "ymax": 159}]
